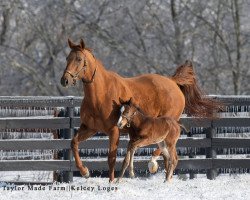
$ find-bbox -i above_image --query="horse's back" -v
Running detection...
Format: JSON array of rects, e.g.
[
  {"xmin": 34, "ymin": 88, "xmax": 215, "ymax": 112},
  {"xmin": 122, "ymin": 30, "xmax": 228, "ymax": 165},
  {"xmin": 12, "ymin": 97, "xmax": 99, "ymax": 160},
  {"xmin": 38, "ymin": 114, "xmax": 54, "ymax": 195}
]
[{"xmin": 124, "ymin": 74, "xmax": 185, "ymax": 119}]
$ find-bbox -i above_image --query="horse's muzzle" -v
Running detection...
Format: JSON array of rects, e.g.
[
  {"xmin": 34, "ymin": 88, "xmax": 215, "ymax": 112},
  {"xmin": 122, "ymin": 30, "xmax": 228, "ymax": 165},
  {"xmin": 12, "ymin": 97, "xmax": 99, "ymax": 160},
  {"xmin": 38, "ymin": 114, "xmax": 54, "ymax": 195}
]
[{"xmin": 61, "ymin": 77, "xmax": 69, "ymax": 87}]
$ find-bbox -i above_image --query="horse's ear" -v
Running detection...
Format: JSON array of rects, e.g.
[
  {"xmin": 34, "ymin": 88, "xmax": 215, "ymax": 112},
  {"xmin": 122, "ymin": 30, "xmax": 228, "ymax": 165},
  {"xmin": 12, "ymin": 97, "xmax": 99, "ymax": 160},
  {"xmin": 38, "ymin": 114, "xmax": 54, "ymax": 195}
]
[
  {"xmin": 80, "ymin": 39, "xmax": 85, "ymax": 49},
  {"xmin": 185, "ymin": 60, "xmax": 193, "ymax": 67},
  {"xmin": 68, "ymin": 38, "xmax": 76, "ymax": 49}
]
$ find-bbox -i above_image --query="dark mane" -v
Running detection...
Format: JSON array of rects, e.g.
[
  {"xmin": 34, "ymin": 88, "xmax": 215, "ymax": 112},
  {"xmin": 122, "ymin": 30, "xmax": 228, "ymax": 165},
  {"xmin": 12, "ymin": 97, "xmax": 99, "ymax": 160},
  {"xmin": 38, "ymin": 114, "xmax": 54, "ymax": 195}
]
[
  {"xmin": 72, "ymin": 46, "xmax": 93, "ymax": 53},
  {"xmin": 128, "ymin": 102, "xmax": 146, "ymax": 116}
]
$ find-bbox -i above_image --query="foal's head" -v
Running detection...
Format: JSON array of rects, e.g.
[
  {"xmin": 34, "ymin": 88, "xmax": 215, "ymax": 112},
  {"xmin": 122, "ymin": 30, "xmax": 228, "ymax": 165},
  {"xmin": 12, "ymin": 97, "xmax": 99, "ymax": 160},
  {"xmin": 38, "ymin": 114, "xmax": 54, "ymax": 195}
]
[
  {"xmin": 117, "ymin": 98, "xmax": 138, "ymax": 129},
  {"xmin": 61, "ymin": 38, "xmax": 97, "ymax": 87}
]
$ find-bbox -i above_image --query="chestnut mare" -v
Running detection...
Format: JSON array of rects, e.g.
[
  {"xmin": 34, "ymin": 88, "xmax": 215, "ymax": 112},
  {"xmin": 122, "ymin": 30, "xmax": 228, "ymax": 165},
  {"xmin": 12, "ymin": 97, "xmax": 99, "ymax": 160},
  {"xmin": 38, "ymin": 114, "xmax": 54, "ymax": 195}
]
[
  {"xmin": 60, "ymin": 39, "xmax": 221, "ymax": 182},
  {"xmin": 116, "ymin": 98, "xmax": 180, "ymax": 182}
]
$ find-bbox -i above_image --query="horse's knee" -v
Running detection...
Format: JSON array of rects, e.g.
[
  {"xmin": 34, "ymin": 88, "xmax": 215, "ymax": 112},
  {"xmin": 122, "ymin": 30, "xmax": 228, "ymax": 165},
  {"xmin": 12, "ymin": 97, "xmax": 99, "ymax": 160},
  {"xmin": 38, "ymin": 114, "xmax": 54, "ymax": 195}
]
[
  {"xmin": 71, "ymin": 137, "xmax": 78, "ymax": 149},
  {"xmin": 108, "ymin": 152, "xmax": 116, "ymax": 165}
]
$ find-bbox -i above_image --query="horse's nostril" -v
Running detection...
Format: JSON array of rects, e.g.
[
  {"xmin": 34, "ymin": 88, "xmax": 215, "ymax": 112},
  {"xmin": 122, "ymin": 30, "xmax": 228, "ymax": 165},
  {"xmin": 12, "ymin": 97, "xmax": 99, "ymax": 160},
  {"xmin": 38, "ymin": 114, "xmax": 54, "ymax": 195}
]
[{"xmin": 61, "ymin": 77, "xmax": 68, "ymax": 87}]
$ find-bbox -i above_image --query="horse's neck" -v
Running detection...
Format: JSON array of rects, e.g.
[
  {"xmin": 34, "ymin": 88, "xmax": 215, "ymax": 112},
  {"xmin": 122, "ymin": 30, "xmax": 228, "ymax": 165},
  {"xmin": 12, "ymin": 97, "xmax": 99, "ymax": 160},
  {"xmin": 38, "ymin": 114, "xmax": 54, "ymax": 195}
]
[{"xmin": 83, "ymin": 61, "xmax": 110, "ymax": 101}]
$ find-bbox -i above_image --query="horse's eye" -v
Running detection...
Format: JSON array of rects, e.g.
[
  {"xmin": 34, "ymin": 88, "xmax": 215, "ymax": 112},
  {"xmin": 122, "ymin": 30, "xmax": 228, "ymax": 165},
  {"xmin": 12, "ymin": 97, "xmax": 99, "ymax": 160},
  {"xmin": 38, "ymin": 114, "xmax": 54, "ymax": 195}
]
[{"xmin": 77, "ymin": 57, "xmax": 82, "ymax": 62}]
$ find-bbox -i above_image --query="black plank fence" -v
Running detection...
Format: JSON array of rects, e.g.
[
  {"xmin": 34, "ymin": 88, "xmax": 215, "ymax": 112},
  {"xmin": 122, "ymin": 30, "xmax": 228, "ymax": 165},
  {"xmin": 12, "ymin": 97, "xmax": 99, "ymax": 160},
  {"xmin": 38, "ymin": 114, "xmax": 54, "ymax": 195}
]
[{"xmin": 0, "ymin": 96, "xmax": 250, "ymax": 183}]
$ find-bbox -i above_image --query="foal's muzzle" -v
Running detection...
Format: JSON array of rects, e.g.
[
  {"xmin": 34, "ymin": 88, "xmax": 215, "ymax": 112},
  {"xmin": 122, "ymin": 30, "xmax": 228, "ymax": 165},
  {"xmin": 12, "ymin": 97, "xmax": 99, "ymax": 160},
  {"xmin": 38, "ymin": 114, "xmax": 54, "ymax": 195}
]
[{"xmin": 117, "ymin": 122, "xmax": 124, "ymax": 129}]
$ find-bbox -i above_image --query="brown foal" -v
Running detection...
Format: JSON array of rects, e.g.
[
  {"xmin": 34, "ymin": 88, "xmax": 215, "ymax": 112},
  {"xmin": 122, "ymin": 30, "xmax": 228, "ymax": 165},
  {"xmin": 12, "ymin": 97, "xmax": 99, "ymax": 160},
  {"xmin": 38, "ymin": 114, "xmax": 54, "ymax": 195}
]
[{"xmin": 117, "ymin": 98, "xmax": 180, "ymax": 182}]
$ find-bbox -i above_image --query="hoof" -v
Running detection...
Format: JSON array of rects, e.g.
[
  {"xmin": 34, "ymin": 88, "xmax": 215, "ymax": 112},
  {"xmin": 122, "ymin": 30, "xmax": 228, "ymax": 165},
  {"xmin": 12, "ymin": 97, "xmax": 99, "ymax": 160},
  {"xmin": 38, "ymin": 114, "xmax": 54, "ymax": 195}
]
[
  {"xmin": 148, "ymin": 160, "xmax": 159, "ymax": 174},
  {"xmin": 164, "ymin": 179, "xmax": 172, "ymax": 183},
  {"xmin": 115, "ymin": 178, "xmax": 121, "ymax": 183},
  {"xmin": 129, "ymin": 173, "xmax": 135, "ymax": 179},
  {"xmin": 109, "ymin": 179, "xmax": 115, "ymax": 183},
  {"xmin": 81, "ymin": 168, "xmax": 90, "ymax": 178}
]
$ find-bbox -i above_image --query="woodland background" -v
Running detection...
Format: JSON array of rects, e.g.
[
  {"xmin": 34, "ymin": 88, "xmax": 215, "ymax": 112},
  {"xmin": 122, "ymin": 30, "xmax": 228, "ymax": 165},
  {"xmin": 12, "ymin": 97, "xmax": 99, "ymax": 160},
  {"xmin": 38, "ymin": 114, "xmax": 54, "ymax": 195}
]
[{"xmin": 0, "ymin": 0, "xmax": 249, "ymax": 96}]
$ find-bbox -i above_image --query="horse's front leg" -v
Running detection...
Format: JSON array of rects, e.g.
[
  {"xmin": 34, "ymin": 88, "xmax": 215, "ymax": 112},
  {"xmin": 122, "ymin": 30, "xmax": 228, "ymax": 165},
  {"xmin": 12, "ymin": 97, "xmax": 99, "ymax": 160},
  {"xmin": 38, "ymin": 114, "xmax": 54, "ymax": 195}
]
[
  {"xmin": 108, "ymin": 127, "xmax": 120, "ymax": 182},
  {"xmin": 71, "ymin": 124, "xmax": 95, "ymax": 178}
]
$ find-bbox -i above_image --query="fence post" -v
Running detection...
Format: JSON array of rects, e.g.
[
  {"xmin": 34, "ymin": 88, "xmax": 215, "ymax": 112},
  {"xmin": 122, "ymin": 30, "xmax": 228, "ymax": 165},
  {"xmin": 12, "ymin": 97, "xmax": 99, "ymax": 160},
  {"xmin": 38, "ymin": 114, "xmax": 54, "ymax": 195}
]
[
  {"xmin": 187, "ymin": 131, "xmax": 197, "ymax": 179},
  {"xmin": 205, "ymin": 123, "xmax": 217, "ymax": 180},
  {"xmin": 62, "ymin": 99, "xmax": 74, "ymax": 182}
]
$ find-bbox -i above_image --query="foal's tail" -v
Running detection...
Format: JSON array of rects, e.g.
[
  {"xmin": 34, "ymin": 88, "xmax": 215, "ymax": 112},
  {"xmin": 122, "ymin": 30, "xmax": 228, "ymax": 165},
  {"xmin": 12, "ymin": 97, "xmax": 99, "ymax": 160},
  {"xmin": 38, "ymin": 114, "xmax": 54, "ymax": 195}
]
[{"xmin": 172, "ymin": 60, "xmax": 223, "ymax": 118}]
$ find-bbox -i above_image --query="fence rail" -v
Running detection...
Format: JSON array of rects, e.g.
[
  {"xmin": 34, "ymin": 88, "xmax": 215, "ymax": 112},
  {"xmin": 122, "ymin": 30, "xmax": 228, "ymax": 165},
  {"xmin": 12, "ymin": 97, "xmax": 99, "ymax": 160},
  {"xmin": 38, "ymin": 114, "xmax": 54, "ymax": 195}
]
[
  {"xmin": 0, "ymin": 137, "xmax": 250, "ymax": 150},
  {"xmin": 0, "ymin": 96, "xmax": 250, "ymax": 182}
]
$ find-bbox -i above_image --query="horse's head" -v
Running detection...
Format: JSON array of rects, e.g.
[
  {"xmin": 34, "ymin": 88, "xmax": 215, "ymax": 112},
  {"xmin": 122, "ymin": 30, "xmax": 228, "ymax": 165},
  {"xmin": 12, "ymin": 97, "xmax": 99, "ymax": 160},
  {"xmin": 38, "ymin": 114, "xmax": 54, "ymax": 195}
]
[
  {"xmin": 117, "ymin": 98, "xmax": 138, "ymax": 129},
  {"xmin": 61, "ymin": 38, "xmax": 97, "ymax": 87}
]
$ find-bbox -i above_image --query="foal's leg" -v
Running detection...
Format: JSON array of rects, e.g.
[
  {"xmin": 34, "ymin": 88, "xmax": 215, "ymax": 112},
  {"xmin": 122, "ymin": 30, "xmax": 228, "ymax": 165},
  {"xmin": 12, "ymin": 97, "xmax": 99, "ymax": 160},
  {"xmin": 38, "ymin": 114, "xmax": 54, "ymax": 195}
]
[
  {"xmin": 108, "ymin": 127, "xmax": 120, "ymax": 182},
  {"xmin": 171, "ymin": 149, "xmax": 179, "ymax": 179},
  {"xmin": 165, "ymin": 125, "xmax": 180, "ymax": 181},
  {"xmin": 117, "ymin": 138, "xmax": 146, "ymax": 182},
  {"xmin": 128, "ymin": 148, "xmax": 136, "ymax": 178},
  {"xmin": 148, "ymin": 148, "xmax": 161, "ymax": 173},
  {"xmin": 157, "ymin": 141, "xmax": 172, "ymax": 182},
  {"xmin": 128, "ymin": 139, "xmax": 148, "ymax": 178},
  {"xmin": 117, "ymin": 143, "xmax": 132, "ymax": 182},
  {"xmin": 71, "ymin": 124, "xmax": 95, "ymax": 178},
  {"xmin": 166, "ymin": 145, "xmax": 178, "ymax": 181}
]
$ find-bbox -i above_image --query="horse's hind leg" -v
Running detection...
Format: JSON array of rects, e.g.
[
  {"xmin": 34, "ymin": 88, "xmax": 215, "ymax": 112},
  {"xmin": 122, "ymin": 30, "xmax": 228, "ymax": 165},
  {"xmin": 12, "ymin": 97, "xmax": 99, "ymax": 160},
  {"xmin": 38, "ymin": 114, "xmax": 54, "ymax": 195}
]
[{"xmin": 71, "ymin": 124, "xmax": 95, "ymax": 178}]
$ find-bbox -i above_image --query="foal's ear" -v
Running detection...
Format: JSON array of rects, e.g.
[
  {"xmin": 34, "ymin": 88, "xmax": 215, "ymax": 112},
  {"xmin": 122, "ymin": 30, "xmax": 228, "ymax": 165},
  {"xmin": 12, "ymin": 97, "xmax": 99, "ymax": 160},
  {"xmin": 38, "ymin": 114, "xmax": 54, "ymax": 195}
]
[
  {"xmin": 119, "ymin": 97, "xmax": 125, "ymax": 104},
  {"xmin": 128, "ymin": 97, "xmax": 133, "ymax": 105},
  {"xmin": 68, "ymin": 38, "xmax": 76, "ymax": 49},
  {"xmin": 119, "ymin": 97, "xmax": 133, "ymax": 105},
  {"xmin": 80, "ymin": 39, "xmax": 85, "ymax": 49}
]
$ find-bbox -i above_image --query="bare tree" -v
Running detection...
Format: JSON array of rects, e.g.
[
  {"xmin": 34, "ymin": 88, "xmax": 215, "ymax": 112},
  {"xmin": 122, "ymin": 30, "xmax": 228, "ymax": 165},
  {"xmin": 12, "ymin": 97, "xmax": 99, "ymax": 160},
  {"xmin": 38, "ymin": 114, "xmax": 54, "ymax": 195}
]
[{"xmin": 0, "ymin": 0, "xmax": 249, "ymax": 95}]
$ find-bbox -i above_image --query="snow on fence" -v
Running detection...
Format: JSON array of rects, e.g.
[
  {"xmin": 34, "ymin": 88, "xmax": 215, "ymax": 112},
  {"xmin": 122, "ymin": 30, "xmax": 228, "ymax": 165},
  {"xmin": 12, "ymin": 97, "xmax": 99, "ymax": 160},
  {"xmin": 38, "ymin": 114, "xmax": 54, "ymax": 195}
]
[{"xmin": 0, "ymin": 96, "xmax": 250, "ymax": 183}]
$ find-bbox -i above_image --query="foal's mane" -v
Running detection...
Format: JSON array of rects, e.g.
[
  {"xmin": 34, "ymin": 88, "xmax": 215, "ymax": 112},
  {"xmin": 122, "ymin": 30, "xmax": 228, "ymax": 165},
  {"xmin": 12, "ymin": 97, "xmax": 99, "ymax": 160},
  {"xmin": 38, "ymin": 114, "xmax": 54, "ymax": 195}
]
[
  {"xmin": 123, "ymin": 101, "xmax": 146, "ymax": 116},
  {"xmin": 132, "ymin": 104, "xmax": 146, "ymax": 116}
]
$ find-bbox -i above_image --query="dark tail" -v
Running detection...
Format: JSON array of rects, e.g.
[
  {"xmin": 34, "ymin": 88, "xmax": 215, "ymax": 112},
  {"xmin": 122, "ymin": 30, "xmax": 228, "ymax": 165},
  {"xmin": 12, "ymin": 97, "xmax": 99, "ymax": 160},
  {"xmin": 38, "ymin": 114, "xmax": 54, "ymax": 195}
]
[{"xmin": 172, "ymin": 60, "xmax": 224, "ymax": 118}]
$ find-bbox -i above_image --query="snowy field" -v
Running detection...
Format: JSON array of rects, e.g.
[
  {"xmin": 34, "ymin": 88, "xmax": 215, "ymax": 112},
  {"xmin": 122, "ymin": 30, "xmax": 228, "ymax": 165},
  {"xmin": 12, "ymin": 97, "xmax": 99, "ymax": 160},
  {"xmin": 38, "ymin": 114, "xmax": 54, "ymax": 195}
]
[{"xmin": 0, "ymin": 173, "xmax": 249, "ymax": 200}]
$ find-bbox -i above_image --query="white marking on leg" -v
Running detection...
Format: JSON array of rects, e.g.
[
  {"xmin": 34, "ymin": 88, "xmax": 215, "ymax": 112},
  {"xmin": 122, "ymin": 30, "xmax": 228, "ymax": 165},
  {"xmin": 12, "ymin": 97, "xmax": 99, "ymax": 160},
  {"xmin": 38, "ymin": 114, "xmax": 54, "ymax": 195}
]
[
  {"xmin": 158, "ymin": 141, "xmax": 170, "ymax": 158},
  {"xmin": 148, "ymin": 155, "xmax": 159, "ymax": 173},
  {"xmin": 150, "ymin": 156, "xmax": 160, "ymax": 162},
  {"xmin": 129, "ymin": 149, "xmax": 135, "ymax": 178}
]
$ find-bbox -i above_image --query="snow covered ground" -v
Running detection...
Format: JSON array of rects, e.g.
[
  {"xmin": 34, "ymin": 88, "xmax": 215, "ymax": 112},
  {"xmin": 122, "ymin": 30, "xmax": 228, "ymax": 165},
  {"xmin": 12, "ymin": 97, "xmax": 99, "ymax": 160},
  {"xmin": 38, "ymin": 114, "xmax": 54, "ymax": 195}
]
[{"xmin": 0, "ymin": 173, "xmax": 249, "ymax": 200}]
